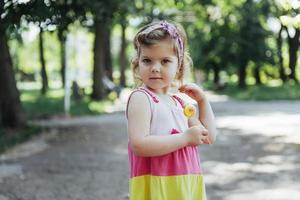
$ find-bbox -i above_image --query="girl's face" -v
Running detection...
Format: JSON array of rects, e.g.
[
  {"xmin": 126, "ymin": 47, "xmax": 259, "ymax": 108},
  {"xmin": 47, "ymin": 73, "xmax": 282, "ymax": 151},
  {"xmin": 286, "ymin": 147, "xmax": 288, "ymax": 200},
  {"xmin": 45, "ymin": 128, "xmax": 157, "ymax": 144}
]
[{"xmin": 138, "ymin": 38, "xmax": 179, "ymax": 94}]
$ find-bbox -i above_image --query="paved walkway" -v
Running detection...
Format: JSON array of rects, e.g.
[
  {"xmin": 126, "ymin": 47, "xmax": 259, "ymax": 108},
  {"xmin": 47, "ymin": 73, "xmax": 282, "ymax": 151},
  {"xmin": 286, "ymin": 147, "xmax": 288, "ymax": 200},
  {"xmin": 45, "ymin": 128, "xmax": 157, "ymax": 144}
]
[{"xmin": 0, "ymin": 90, "xmax": 300, "ymax": 200}]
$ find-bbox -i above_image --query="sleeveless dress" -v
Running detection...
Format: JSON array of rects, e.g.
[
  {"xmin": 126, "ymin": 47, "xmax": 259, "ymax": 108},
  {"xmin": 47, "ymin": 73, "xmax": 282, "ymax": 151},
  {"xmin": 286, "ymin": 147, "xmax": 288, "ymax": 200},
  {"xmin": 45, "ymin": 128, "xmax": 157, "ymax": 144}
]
[{"xmin": 126, "ymin": 86, "xmax": 207, "ymax": 200}]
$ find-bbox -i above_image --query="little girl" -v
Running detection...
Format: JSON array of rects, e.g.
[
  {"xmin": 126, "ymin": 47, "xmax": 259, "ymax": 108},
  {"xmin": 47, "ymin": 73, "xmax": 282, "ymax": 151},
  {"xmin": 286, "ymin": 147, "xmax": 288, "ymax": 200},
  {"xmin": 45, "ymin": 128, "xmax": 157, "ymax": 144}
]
[{"xmin": 126, "ymin": 20, "xmax": 217, "ymax": 200}]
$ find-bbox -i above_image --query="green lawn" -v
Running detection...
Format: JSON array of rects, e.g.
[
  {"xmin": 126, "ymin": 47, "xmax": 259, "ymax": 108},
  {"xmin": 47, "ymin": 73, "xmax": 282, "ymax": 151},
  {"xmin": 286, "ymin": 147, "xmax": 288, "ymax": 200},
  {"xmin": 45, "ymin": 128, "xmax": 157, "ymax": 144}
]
[{"xmin": 21, "ymin": 89, "xmax": 115, "ymax": 119}]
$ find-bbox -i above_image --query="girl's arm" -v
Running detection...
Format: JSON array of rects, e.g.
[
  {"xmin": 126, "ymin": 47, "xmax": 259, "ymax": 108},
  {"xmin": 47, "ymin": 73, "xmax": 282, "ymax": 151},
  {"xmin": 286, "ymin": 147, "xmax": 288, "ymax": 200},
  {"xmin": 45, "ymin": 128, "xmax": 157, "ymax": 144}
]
[
  {"xmin": 197, "ymin": 97, "xmax": 217, "ymax": 144},
  {"xmin": 127, "ymin": 91, "xmax": 207, "ymax": 157},
  {"xmin": 180, "ymin": 84, "xmax": 218, "ymax": 144}
]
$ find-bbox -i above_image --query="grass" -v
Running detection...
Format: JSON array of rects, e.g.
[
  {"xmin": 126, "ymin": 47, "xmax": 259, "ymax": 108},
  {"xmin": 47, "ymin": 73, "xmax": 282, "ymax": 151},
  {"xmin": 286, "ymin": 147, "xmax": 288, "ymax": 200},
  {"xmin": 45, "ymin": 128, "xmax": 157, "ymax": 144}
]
[
  {"xmin": 21, "ymin": 89, "xmax": 115, "ymax": 119},
  {"xmin": 0, "ymin": 88, "xmax": 115, "ymax": 154},
  {"xmin": 203, "ymin": 81, "xmax": 300, "ymax": 101},
  {"xmin": 0, "ymin": 126, "xmax": 41, "ymax": 154}
]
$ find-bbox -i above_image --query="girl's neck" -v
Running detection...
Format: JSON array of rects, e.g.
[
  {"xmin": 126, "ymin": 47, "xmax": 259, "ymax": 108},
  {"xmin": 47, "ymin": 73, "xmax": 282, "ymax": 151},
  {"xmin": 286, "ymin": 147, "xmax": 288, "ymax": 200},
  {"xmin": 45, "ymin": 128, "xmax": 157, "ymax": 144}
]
[
  {"xmin": 141, "ymin": 85, "xmax": 177, "ymax": 107},
  {"xmin": 143, "ymin": 85, "xmax": 170, "ymax": 95}
]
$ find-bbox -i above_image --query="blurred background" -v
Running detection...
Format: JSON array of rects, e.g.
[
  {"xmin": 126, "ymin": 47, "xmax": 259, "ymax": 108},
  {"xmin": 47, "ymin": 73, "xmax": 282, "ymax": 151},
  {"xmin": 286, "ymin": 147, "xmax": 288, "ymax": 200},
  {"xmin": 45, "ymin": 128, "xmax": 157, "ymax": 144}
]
[
  {"xmin": 0, "ymin": 0, "xmax": 299, "ymax": 130},
  {"xmin": 0, "ymin": 0, "xmax": 300, "ymax": 199}
]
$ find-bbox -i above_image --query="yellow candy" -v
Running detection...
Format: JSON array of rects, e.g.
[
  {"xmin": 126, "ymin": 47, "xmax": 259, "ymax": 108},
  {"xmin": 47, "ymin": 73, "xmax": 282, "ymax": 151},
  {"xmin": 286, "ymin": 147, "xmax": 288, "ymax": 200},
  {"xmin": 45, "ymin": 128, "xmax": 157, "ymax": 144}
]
[{"xmin": 183, "ymin": 104, "xmax": 196, "ymax": 118}]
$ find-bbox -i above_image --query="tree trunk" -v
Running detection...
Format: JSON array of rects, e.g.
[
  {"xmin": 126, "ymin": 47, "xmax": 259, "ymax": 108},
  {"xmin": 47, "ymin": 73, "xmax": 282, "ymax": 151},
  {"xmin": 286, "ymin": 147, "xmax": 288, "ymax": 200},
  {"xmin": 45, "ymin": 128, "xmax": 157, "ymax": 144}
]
[
  {"xmin": 0, "ymin": 27, "xmax": 26, "ymax": 128},
  {"xmin": 238, "ymin": 59, "xmax": 247, "ymax": 88},
  {"xmin": 39, "ymin": 28, "xmax": 48, "ymax": 94},
  {"xmin": 254, "ymin": 64, "xmax": 261, "ymax": 85},
  {"xmin": 212, "ymin": 63, "xmax": 220, "ymax": 85},
  {"xmin": 120, "ymin": 22, "xmax": 127, "ymax": 87},
  {"xmin": 277, "ymin": 25, "xmax": 286, "ymax": 82},
  {"xmin": 91, "ymin": 22, "xmax": 106, "ymax": 100},
  {"xmin": 287, "ymin": 28, "xmax": 300, "ymax": 82},
  {"xmin": 104, "ymin": 24, "xmax": 113, "ymax": 81},
  {"xmin": 58, "ymin": 30, "xmax": 66, "ymax": 88},
  {"xmin": 203, "ymin": 67, "xmax": 209, "ymax": 82}
]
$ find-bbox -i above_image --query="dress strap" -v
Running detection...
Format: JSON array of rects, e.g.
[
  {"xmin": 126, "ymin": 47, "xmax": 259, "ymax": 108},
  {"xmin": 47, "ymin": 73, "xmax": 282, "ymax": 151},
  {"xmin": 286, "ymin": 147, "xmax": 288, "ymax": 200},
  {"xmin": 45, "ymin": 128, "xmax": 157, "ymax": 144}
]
[
  {"xmin": 172, "ymin": 95, "xmax": 185, "ymax": 108},
  {"xmin": 137, "ymin": 87, "xmax": 159, "ymax": 103}
]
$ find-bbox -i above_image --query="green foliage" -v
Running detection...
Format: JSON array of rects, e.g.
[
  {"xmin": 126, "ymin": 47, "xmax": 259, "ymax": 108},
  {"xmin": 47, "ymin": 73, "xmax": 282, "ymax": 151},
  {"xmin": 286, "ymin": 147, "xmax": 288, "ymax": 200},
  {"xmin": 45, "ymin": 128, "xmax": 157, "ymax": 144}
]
[
  {"xmin": 188, "ymin": 1, "xmax": 241, "ymax": 71},
  {"xmin": 2, "ymin": 0, "xmax": 299, "ymax": 105},
  {"xmin": 237, "ymin": 0, "xmax": 272, "ymax": 63},
  {"xmin": 11, "ymin": 31, "xmax": 60, "ymax": 73},
  {"xmin": 186, "ymin": 0, "xmax": 278, "ymax": 87},
  {"xmin": 276, "ymin": 0, "xmax": 300, "ymax": 28}
]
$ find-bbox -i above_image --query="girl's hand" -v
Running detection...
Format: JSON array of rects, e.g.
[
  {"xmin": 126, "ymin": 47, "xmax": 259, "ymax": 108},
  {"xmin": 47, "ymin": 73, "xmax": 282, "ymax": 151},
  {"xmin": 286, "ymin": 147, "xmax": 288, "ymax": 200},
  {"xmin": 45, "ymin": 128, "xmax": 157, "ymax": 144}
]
[
  {"xmin": 184, "ymin": 125, "xmax": 208, "ymax": 146},
  {"xmin": 178, "ymin": 83, "xmax": 206, "ymax": 103},
  {"xmin": 188, "ymin": 118, "xmax": 211, "ymax": 144}
]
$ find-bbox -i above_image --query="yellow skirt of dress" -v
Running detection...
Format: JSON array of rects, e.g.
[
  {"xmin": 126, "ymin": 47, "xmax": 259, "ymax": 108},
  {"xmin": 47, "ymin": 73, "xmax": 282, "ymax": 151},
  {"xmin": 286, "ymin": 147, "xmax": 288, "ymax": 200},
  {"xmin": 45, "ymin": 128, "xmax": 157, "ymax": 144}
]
[{"xmin": 129, "ymin": 174, "xmax": 207, "ymax": 200}]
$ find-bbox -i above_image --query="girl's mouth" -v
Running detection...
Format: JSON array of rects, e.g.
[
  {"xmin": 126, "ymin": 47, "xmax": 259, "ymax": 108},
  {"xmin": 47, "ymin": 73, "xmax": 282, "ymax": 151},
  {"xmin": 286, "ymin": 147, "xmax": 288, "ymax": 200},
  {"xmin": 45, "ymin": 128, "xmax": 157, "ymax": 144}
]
[{"xmin": 149, "ymin": 77, "xmax": 162, "ymax": 80}]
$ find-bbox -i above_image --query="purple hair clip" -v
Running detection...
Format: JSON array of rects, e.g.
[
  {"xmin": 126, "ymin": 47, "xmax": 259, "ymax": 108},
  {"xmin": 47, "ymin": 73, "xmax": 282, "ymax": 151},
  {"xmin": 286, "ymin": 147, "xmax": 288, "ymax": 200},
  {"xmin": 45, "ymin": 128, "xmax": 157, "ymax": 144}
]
[{"xmin": 136, "ymin": 21, "xmax": 184, "ymax": 65}]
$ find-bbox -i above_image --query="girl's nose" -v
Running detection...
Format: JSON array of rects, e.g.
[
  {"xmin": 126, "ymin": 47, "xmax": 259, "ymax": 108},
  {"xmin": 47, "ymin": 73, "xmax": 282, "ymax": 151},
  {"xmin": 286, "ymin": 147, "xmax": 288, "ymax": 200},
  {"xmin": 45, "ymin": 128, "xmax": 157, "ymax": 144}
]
[{"xmin": 151, "ymin": 63, "xmax": 161, "ymax": 73}]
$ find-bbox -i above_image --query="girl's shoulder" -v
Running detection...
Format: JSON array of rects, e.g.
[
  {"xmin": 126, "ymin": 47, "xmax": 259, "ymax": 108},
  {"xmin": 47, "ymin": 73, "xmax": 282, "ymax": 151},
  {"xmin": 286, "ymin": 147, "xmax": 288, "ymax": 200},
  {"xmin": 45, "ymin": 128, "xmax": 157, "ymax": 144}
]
[
  {"xmin": 128, "ymin": 89, "xmax": 150, "ymax": 104},
  {"xmin": 127, "ymin": 87, "xmax": 159, "ymax": 104},
  {"xmin": 125, "ymin": 88, "xmax": 155, "ymax": 120}
]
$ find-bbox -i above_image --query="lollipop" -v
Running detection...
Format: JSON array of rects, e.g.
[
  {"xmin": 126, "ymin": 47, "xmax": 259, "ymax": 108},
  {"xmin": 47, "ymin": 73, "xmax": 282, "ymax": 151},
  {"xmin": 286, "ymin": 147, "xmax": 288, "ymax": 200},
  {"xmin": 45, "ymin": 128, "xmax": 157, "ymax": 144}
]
[{"xmin": 183, "ymin": 104, "xmax": 196, "ymax": 118}]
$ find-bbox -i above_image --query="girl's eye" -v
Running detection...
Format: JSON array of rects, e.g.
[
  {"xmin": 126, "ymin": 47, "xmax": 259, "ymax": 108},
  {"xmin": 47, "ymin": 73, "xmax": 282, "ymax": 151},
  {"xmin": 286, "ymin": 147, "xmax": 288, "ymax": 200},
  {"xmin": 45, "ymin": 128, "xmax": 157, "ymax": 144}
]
[
  {"xmin": 162, "ymin": 59, "xmax": 171, "ymax": 64},
  {"xmin": 142, "ymin": 59, "xmax": 151, "ymax": 64}
]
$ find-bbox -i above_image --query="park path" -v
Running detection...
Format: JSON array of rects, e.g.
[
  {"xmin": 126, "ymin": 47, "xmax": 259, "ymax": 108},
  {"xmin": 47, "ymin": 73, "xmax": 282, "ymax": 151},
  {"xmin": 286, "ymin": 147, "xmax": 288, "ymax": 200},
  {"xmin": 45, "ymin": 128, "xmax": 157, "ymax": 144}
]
[{"xmin": 0, "ymin": 90, "xmax": 300, "ymax": 200}]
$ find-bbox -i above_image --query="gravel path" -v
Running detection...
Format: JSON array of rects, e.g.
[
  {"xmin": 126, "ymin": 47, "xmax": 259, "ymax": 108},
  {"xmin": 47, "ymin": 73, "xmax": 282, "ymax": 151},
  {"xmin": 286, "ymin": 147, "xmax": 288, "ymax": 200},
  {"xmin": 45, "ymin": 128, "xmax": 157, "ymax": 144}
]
[{"xmin": 0, "ymin": 92, "xmax": 299, "ymax": 200}]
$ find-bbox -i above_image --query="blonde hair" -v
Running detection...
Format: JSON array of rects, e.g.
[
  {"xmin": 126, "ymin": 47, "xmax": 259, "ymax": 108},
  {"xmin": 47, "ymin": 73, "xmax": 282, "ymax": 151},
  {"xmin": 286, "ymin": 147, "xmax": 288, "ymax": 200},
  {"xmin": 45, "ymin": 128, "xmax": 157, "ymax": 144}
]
[{"xmin": 131, "ymin": 20, "xmax": 192, "ymax": 87}]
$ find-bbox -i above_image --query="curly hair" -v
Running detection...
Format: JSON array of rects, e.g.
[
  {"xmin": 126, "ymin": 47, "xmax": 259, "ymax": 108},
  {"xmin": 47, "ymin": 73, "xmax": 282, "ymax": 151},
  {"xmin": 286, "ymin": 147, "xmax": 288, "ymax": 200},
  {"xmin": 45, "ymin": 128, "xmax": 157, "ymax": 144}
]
[{"xmin": 131, "ymin": 20, "xmax": 192, "ymax": 87}]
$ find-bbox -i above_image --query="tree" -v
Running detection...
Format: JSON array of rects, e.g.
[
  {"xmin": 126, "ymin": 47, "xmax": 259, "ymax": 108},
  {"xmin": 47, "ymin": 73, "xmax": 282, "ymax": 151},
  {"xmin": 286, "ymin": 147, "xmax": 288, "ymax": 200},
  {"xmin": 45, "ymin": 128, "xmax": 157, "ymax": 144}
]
[
  {"xmin": 75, "ymin": 0, "xmax": 116, "ymax": 100},
  {"xmin": 188, "ymin": 0, "xmax": 241, "ymax": 86},
  {"xmin": 271, "ymin": 1, "xmax": 288, "ymax": 82},
  {"xmin": 114, "ymin": 0, "xmax": 140, "ymax": 87},
  {"xmin": 22, "ymin": 0, "xmax": 59, "ymax": 95},
  {"xmin": 51, "ymin": 0, "xmax": 86, "ymax": 88},
  {"xmin": 38, "ymin": 26, "xmax": 49, "ymax": 94},
  {"xmin": 270, "ymin": 0, "xmax": 300, "ymax": 83},
  {"xmin": 119, "ymin": 19, "xmax": 128, "ymax": 87},
  {"xmin": 236, "ymin": 0, "xmax": 271, "ymax": 87},
  {"xmin": 277, "ymin": 23, "xmax": 287, "ymax": 82},
  {"xmin": 53, "ymin": 1, "xmax": 77, "ymax": 88},
  {"xmin": 281, "ymin": 13, "xmax": 300, "ymax": 82},
  {"xmin": 79, "ymin": 0, "xmax": 136, "ymax": 100},
  {"xmin": 0, "ymin": 1, "xmax": 27, "ymax": 128}
]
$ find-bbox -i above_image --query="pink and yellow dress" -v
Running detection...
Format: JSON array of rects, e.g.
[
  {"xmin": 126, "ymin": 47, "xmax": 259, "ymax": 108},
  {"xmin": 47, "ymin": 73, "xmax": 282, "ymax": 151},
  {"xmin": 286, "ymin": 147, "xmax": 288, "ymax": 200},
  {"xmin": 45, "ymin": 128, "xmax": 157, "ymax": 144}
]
[{"xmin": 126, "ymin": 87, "xmax": 207, "ymax": 200}]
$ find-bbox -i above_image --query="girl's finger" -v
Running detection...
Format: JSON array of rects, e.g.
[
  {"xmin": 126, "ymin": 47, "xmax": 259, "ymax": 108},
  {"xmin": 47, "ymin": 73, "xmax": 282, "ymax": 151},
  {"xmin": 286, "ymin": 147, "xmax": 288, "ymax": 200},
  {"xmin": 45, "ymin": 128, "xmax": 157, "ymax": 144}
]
[
  {"xmin": 179, "ymin": 84, "xmax": 189, "ymax": 90},
  {"xmin": 178, "ymin": 87, "xmax": 184, "ymax": 92}
]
